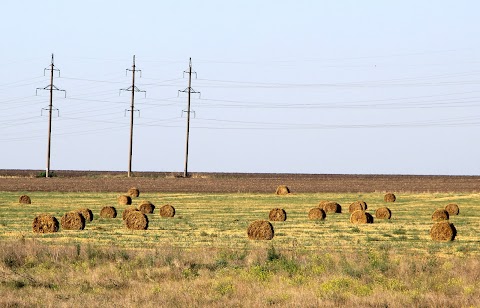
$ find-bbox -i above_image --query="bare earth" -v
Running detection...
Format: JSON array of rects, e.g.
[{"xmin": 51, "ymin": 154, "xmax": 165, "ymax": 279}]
[{"xmin": 0, "ymin": 170, "xmax": 479, "ymax": 193}]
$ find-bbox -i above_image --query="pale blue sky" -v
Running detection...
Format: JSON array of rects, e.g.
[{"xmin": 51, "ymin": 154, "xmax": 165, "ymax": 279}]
[{"xmin": 1, "ymin": 1, "xmax": 480, "ymax": 175}]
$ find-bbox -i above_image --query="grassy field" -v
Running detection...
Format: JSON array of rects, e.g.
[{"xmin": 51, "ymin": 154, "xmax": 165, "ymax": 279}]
[{"xmin": 1, "ymin": 191, "xmax": 480, "ymax": 307}]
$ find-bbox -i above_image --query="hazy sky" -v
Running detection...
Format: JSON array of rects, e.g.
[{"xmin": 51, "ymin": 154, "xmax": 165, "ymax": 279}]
[{"xmin": 1, "ymin": 1, "xmax": 480, "ymax": 175}]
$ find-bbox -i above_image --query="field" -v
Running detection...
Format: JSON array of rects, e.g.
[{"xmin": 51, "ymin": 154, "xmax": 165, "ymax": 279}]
[{"xmin": 1, "ymin": 172, "xmax": 480, "ymax": 307}]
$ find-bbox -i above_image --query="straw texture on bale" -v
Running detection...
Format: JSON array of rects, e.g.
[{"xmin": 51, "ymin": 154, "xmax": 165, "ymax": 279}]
[
  {"xmin": 61, "ymin": 211, "xmax": 85, "ymax": 230},
  {"xmin": 430, "ymin": 221, "xmax": 456, "ymax": 241},
  {"xmin": 19, "ymin": 195, "xmax": 31, "ymax": 204},
  {"xmin": 32, "ymin": 214, "xmax": 59, "ymax": 233},
  {"xmin": 308, "ymin": 207, "xmax": 326, "ymax": 220},
  {"xmin": 349, "ymin": 201, "xmax": 367, "ymax": 213},
  {"xmin": 375, "ymin": 207, "xmax": 392, "ymax": 219},
  {"xmin": 269, "ymin": 208, "xmax": 287, "ymax": 221},
  {"xmin": 122, "ymin": 206, "xmax": 139, "ymax": 220},
  {"xmin": 247, "ymin": 220, "xmax": 274, "ymax": 240},
  {"xmin": 117, "ymin": 195, "xmax": 132, "ymax": 205},
  {"xmin": 318, "ymin": 200, "xmax": 330, "ymax": 208},
  {"xmin": 139, "ymin": 201, "xmax": 155, "ymax": 214},
  {"xmin": 127, "ymin": 187, "xmax": 140, "ymax": 198},
  {"xmin": 350, "ymin": 210, "xmax": 373, "ymax": 224},
  {"xmin": 432, "ymin": 209, "xmax": 449, "ymax": 222},
  {"xmin": 323, "ymin": 201, "xmax": 342, "ymax": 213},
  {"xmin": 445, "ymin": 203, "xmax": 459, "ymax": 216},
  {"xmin": 275, "ymin": 185, "xmax": 290, "ymax": 195},
  {"xmin": 159, "ymin": 205, "xmax": 175, "ymax": 218},
  {"xmin": 100, "ymin": 206, "xmax": 117, "ymax": 218},
  {"xmin": 124, "ymin": 211, "xmax": 149, "ymax": 230},
  {"xmin": 384, "ymin": 193, "xmax": 396, "ymax": 202},
  {"xmin": 77, "ymin": 208, "xmax": 93, "ymax": 222}
]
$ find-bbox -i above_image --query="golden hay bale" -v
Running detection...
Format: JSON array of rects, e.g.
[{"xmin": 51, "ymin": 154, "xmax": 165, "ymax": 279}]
[
  {"xmin": 77, "ymin": 208, "xmax": 93, "ymax": 222},
  {"xmin": 61, "ymin": 211, "xmax": 85, "ymax": 230},
  {"xmin": 275, "ymin": 185, "xmax": 290, "ymax": 195},
  {"xmin": 430, "ymin": 221, "xmax": 456, "ymax": 241},
  {"xmin": 323, "ymin": 201, "xmax": 342, "ymax": 214},
  {"xmin": 117, "ymin": 195, "xmax": 132, "ymax": 205},
  {"xmin": 349, "ymin": 201, "xmax": 367, "ymax": 213},
  {"xmin": 127, "ymin": 187, "xmax": 140, "ymax": 198},
  {"xmin": 159, "ymin": 204, "xmax": 176, "ymax": 218},
  {"xmin": 445, "ymin": 203, "xmax": 459, "ymax": 216},
  {"xmin": 318, "ymin": 200, "xmax": 330, "ymax": 207},
  {"xmin": 124, "ymin": 211, "xmax": 148, "ymax": 230},
  {"xmin": 350, "ymin": 210, "xmax": 371, "ymax": 224},
  {"xmin": 100, "ymin": 206, "xmax": 117, "ymax": 218},
  {"xmin": 19, "ymin": 195, "xmax": 31, "ymax": 204},
  {"xmin": 32, "ymin": 214, "xmax": 59, "ymax": 233},
  {"xmin": 384, "ymin": 193, "xmax": 396, "ymax": 202},
  {"xmin": 122, "ymin": 206, "xmax": 139, "ymax": 220},
  {"xmin": 138, "ymin": 201, "xmax": 155, "ymax": 214},
  {"xmin": 432, "ymin": 209, "xmax": 449, "ymax": 222},
  {"xmin": 308, "ymin": 207, "xmax": 326, "ymax": 220},
  {"xmin": 269, "ymin": 208, "xmax": 287, "ymax": 221},
  {"xmin": 247, "ymin": 220, "xmax": 274, "ymax": 240},
  {"xmin": 375, "ymin": 207, "xmax": 392, "ymax": 219}
]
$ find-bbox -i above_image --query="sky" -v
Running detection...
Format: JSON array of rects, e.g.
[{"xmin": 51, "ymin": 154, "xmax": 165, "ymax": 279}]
[{"xmin": 1, "ymin": 1, "xmax": 480, "ymax": 175}]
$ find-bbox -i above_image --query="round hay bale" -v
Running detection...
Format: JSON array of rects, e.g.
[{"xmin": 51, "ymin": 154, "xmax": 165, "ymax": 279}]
[
  {"xmin": 117, "ymin": 195, "xmax": 132, "ymax": 205},
  {"xmin": 122, "ymin": 206, "xmax": 139, "ymax": 220},
  {"xmin": 350, "ymin": 210, "xmax": 370, "ymax": 224},
  {"xmin": 138, "ymin": 201, "xmax": 155, "ymax": 214},
  {"xmin": 159, "ymin": 204, "xmax": 175, "ymax": 218},
  {"xmin": 432, "ymin": 209, "xmax": 449, "ymax": 222},
  {"xmin": 430, "ymin": 221, "xmax": 456, "ymax": 241},
  {"xmin": 247, "ymin": 220, "xmax": 274, "ymax": 240},
  {"xmin": 275, "ymin": 185, "xmax": 290, "ymax": 195},
  {"xmin": 445, "ymin": 203, "xmax": 459, "ymax": 216},
  {"xmin": 19, "ymin": 195, "xmax": 31, "ymax": 204},
  {"xmin": 384, "ymin": 193, "xmax": 396, "ymax": 202},
  {"xmin": 375, "ymin": 207, "xmax": 392, "ymax": 219},
  {"xmin": 323, "ymin": 201, "xmax": 342, "ymax": 214},
  {"xmin": 77, "ymin": 208, "xmax": 93, "ymax": 222},
  {"xmin": 318, "ymin": 200, "xmax": 330, "ymax": 207},
  {"xmin": 124, "ymin": 211, "xmax": 148, "ymax": 230},
  {"xmin": 269, "ymin": 208, "xmax": 287, "ymax": 221},
  {"xmin": 308, "ymin": 207, "xmax": 326, "ymax": 220},
  {"xmin": 349, "ymin": 201, "xmax": 367, "ymax": 213},
  {"xmin": 32, "ymin": 214, "xmax": 59, "ymax": 233},
  {"xmin": 127, "ymin": 187, "xmax": 140, "ymax": 198},
  {"xmin": 100, "ymin": 206, "xmax": 117, "ymax": 218},
  {"xmin": 61, "ymin": 211, "xmax": 85, "ymax": 230}
]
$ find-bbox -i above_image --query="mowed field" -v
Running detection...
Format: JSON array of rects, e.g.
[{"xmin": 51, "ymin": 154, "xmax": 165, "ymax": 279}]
[{"xmin": 1, "ymin": 171, "xmax": 480, "ymax": 307}]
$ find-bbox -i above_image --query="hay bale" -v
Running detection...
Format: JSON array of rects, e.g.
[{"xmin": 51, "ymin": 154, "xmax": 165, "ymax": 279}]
[
  {"xmin": 122, "ymin": 206, "xmax": 139, "ymax": 220},
  {"xmin": 100, "ymin": 206, "xmax": 117, "ymax": 218},
  {"xmin": 275, "ymin": 185, "xmax": 290, "ymax": 195},
  {"xmin": 61, "ymin": 211, "xmax": 85, "ymax": 230},
  {"xmin": 124, "ymin": 211, "xmax": 148, "ymax": 230},
  {"xmin": 159, "ymin": 204, "xmax": 175, "ymax": 218},
  {"xmin": 318, "ymin": 200, "xmax": 330, "ymax": 207},
  {"xmin": 349, "ymin": 201, "xmax": 367, "ymax": 213},
  {"xmin": 247, "ymin": 220, "xmax": 274, "ymax": 240},
  {"xmin": 384, "ymin": 193, "xmax": 396, "ymax": 202},
  {"xmin": 139, "ymin": 201, "xmax": 155, "ymax": 214},
  {"xmin": 117, "ymin": 195, "xmax": 132, "ymax": 205},
  {"xmin": 32, "ymin": 214, "xmax": 59, "ymax": 233},
  {"xmin": 308, "ymin": 207, "xmax": 326, "ymax": 220},
  {"xmin": 127, "ymin": 187, "xmax": 140, "ymax": 198},
  {"xmin": 445, "ymin": 203, "xmax": 459, "ymax": 216},
  {"xmin": 375, "ymin": 207, "xmax": 392, "ymax": 219},
  {"xmin": 77, "ymin": 208, "xmax": 93, "ymax": 222},
  {"xmin": 269, "ymin": 208, "xmax": 287, "ymax": 221},
  {"xmin": 323, "ymin": 201, "xmax": 342, "ymax": 213},
  {"xmin": 432, "ymin": 209, "xmax": 449, "ymax": 222},
  {"xmin": 19, "ymin": 195, "xmax": 31, "ymax": 204},
  {"xmin": 350, "ymin": 210, "xmax": 372, "ymax": 224},
  {"xmin": 430, "ymin": 221, "xmax": 456, "ymax": 241}
]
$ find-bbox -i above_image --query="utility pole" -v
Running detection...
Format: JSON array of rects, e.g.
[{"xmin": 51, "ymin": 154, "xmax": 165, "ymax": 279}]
[
  {"xmin": 178, "ymin": 58, "xmax": 200, "ymax": 178},
  {"xmin": 36, "ymin": 54, "xmax": 66, "ymax": 178},
  {"xmin": 120, "ymin": 55, "xmax": 145, "ymax": 178}
]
